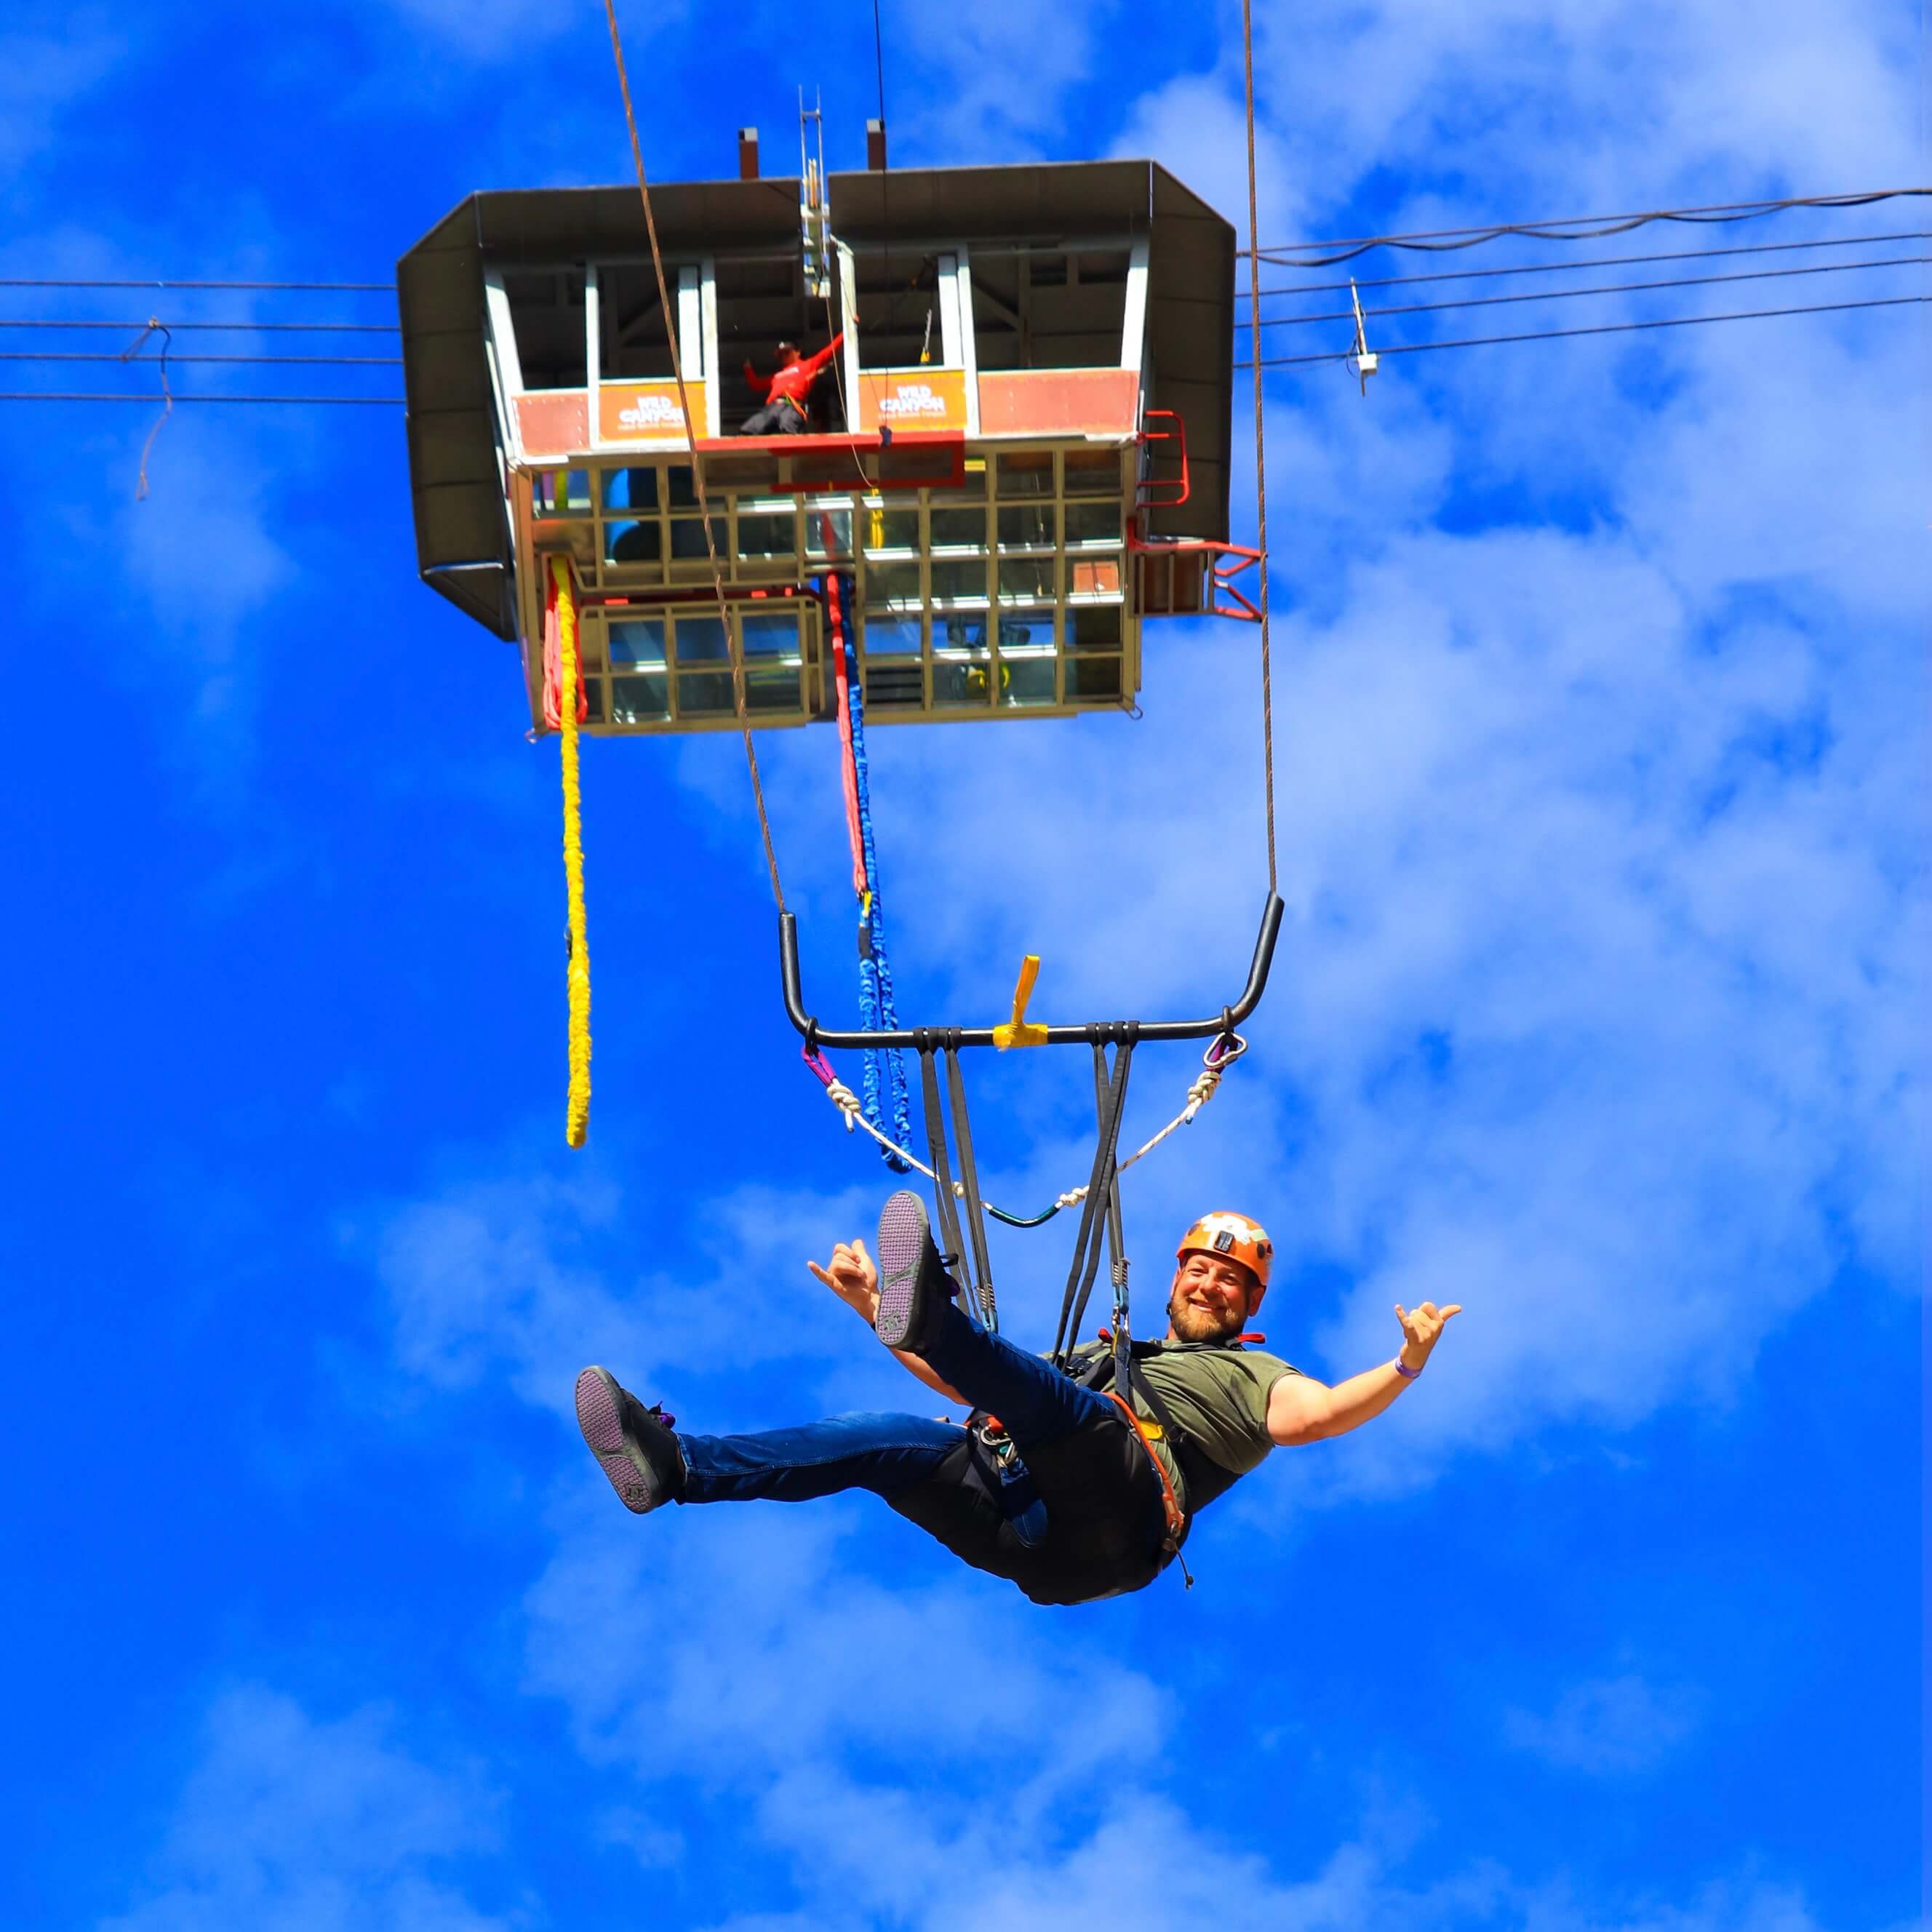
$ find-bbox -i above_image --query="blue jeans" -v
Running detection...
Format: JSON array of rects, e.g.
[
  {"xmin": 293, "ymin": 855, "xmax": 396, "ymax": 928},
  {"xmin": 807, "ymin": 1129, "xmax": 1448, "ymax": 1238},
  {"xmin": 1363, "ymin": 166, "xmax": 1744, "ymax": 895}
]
[{"xmin": 678, "ymin": 1301, "xmax": 1115, "ymax": 1505}]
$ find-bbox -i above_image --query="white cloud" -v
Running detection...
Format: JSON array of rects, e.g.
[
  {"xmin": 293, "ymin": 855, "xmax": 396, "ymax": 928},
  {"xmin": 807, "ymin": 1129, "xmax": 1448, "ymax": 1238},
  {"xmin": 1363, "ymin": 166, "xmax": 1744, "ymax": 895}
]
[
  {"xmin": 0, "ymin": 17, "xmax": 125, "ymax": 176},
  {"xmin": 516, "ymin": 1494, "xmax": 1822, "ymax": 1932},
  {"xmin": 1503, "ymin": 1672, "xmax": 1705, "ymax": 1774},
  {"xmin": 887, "ymin": 0, "xmax": 1118, "ymax": 160},
  {"xmin": 99, "ymin": 1687, "xmax": 510, "ymax": 1932},
  {"xmin": 362, "ymin": 1160, "xmax": 916, "ymax": 1424}
]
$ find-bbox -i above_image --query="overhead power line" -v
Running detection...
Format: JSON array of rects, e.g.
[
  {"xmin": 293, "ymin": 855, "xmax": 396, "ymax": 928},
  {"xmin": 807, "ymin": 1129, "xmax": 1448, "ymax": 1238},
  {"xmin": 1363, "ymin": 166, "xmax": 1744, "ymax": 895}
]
[
  {"xmin": 0, "ymin": 276, "xmax": 394, "ymax": 292},
  {"xmin": 0, "ymin": 351, "xmax": 402, "ymax": 367},
  {"xmin": 1245, "ymin": 186, "xmax": 1932, "ymax": 268},
  {"xmin": 1261, "ymin": 227, "xmax": 1927, "ymax": 298},
  {"xmin": 0, "ymin": 317, "xmax": 400, "ymax": 334},
  {"xmin": 1243, "ymin": 251, "xmax": 1927, "ymax": 332},
  {"xmin": 1236, "ymin": 292, "xmax": 1928, "ymax": 370},
  {"xmin": 0, "ymin": 391, "xmax": 404, "ymax": 404}
]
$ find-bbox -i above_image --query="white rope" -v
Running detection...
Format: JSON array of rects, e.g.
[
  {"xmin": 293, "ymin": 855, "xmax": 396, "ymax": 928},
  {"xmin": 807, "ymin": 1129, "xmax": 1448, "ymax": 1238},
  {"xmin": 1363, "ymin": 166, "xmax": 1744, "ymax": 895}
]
[{"xmin": 815, "ymin": 1036, "xmax": 1247, "ymax": 1219}]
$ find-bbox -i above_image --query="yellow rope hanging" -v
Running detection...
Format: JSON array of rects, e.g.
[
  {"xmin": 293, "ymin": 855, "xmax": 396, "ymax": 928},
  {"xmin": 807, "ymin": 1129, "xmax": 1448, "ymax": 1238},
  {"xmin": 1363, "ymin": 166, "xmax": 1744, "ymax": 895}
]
[{"xmin": 552, "ymin": 554, "xmax": 592, "ymax": 1149}]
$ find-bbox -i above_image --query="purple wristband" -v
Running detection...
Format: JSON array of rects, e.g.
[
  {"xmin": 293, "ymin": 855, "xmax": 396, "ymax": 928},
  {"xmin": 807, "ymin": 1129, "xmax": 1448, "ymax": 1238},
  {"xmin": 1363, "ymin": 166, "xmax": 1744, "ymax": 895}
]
[{"xmin": 1394, "ymin": 1357, "xmax": 1421, "ymax": 1380}]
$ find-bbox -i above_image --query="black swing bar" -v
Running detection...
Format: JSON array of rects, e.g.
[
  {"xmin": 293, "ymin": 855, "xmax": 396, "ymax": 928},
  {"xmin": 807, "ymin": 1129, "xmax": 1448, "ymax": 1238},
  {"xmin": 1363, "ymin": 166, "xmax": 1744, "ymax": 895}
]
[{"xmin": 779, "ymin": 893, "xmax": 1286, "ymax": 1052}]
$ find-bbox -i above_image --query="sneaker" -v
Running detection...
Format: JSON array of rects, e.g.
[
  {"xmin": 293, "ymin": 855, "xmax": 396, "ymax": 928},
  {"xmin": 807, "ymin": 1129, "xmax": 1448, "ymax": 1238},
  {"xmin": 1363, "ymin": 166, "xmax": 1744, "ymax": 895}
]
[
  {"xmin": 874, "ymin": 1189, "xmax": 956, "ymax": 1352},
  {"xmin": 575, "ymin": 1365, "xmax": 684, "ymax": 1514}
]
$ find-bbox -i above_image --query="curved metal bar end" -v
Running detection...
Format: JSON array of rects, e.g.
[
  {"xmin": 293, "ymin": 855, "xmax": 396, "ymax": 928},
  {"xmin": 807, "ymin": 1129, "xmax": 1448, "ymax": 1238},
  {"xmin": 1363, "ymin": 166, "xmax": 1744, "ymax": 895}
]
[
  {"xmin": 778, "ymin": 910, "xmax": 815, "ymax": 1040},
  {"xmin": 1224, "ymin": 893, "xmax": 1286, "ymax": 1027}
]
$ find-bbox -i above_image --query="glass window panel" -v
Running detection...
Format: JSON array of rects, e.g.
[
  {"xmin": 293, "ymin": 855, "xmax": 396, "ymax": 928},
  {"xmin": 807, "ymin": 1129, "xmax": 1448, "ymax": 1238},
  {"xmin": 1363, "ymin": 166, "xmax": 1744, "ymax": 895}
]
[
  {"xmin": 930, "ymin": 506, "xmax": 987, "ymax": 549},
  {"xmin": 674, "ymin": 612, "xmax": 730, "ymax": 663},
  {"xmin": 933, "ymin": 652, "xmax": 995, "ymax": 706},
  {"xmin": 604, "ymin": 520, "xmax": 662, "ymax": 564},
  {"xmin": 805, "ymin": 506, "xmax": 853, "ymax": 559},
  {"xmin": 1069, "ymin": 655, "xmax": 1122, "ymax": 700},
  {"xmin": 1069, "ymin": 603, "xmax": 1123, "ymax": 648},
  {"xmin": 995, "ymin": 609, "xmax": 1054, "ymax": 650},
  {"xmin": 666, "ymin": 466, "xmax": 700, "ymax": 509},
  {"xmin": 998, "ymin": 652, "xmax": 1057, "ymax": 707},
  {"xmin": 935, "ymin": 609, "xmax": 994, "ymax": 652},
  {"xmin": 861, "ymin": 506, "xmax": 920, "ymax": 553},
  {"xmin": 998, "ymin": 554, "xmax": 1057, "ymax": 600},
  {"xmin": 865, "ymin": 559, "xmax": 923, "ymax": 606},
  {"xmin": 1065, "ymin": 500, "xmax": 1122, "ymax": 545},
  {"xmin": 669, "ymin": 514, "xmax": 726, "ymax": 559},
  {"xmin": 1068, "ymin": 555, "xmax": 1122, "ymax": 596},
  {"xmin": 602, "ymin": 467, "xmax": 660, "ymax": 511},
  {"xmin": 740, "ymin": 610, "xmax": 800, "ymax": 658},
  {"xmin": 607, "ymin": 618, "xmax": 667, "ymax": 668},
  {"xmin": 583, "ymin": 679, "xmax": 606, "ymax": 722},
  {"xmin": 932, "ymin": 557, "xmax": 991, "ymax": 601},
  {"xmin": 735, "ymin": 511, "xmax": 799, "ymax": 561},
  {"xmin": 746, "ymin": 663, "xmax": 802, "ymax": 711},
  {"xmin": 996, "ymin": 452, "xmax": 1053, "ymax": 498},
  {"xmin": 862, "ymin": 610, "xmax": 922, "ymax": 655},
  {"xmin": 1063, "ymin": 449, "xmax": 1120, "ymax": 497},
  {"xmin": 678, "ymin": 670, "xmax": 738, "ymax": 716},
  {"xmin": 546, "ymin": 524, "xmax": 596, "ymax": 570},
  {"xmin": 997, "ymin": 503, "xmax": 1056, "ymax": 549},
  {"xmin": 955, "ymin": 459, "xmax": 988, "ymax": 499},
  {"xmin": 610, "ymin": 672, "xmax": 669, "ymax": 723},
  {"xmin": 534, "ymin": 468, "xmax": 594, "ymax": 516},
  {"xmin": 864, "ymin": 660, "xmax": 925, "ymax": 709}
]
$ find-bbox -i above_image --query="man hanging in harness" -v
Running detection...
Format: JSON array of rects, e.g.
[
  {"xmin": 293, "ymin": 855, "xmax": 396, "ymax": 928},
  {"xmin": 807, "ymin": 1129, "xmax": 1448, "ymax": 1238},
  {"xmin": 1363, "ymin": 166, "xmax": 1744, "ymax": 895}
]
[
  {"xmin": 575, "ymin": 1194, "xmax": 1461, "ymax": 1605},
  {"xmin": 737, "ymin": 327, "xmax": 845, "ymax": 435}
]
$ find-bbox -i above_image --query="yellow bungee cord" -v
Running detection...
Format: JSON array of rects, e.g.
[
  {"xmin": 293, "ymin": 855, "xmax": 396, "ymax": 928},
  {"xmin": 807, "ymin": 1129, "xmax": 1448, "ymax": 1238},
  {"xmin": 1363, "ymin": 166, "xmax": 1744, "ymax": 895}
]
[{"xmin": 551, "ymin": 555, "xmax": 592, "ymax": 1147}]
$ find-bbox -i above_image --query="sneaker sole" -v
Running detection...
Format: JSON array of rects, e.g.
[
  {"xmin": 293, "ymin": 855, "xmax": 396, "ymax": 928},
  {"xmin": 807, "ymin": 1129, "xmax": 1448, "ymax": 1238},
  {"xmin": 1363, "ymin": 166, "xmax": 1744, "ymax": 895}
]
[
  {"xmin": 575, "ymin": 1365, "xmax": 661, "ymax": 1514},
  {"xmin": 875, "ymin": 1189, "xmax": 935, "ymax": 1350}
]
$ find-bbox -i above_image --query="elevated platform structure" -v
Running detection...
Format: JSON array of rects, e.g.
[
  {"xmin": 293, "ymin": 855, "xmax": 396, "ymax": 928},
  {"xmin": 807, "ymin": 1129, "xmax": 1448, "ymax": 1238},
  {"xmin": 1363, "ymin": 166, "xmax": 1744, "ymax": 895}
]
[{"xmin": 397, "ymin": 158, "xmax": 1251, "ymax": 735}]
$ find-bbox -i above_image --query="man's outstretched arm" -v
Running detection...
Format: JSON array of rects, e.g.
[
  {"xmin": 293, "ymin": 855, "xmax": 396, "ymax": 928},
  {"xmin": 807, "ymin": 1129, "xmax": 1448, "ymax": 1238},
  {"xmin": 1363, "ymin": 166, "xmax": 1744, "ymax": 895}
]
[
  {"xmin": 1266, "ymin": 1299, "xmax": 1463, "ymax": 1446},
  {"xmin": 808, "ymin": 1238, "xmax": 969, "ymax": 1406}
]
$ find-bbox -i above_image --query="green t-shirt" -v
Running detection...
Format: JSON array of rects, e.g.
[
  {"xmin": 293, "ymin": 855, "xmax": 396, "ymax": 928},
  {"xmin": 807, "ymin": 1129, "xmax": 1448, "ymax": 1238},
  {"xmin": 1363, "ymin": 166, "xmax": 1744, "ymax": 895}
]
[{"xmin": 1071, "ymin": 1339, "xmax": 1301, "ymax": 1518}]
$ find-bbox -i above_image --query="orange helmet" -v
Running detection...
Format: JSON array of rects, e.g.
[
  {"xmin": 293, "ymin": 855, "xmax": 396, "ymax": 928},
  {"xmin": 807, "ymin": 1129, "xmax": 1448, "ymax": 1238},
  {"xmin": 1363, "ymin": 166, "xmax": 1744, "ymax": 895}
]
[{"xmin": 1175, "ymin": 1211, "xmax": 1274, "ymax": 1309}]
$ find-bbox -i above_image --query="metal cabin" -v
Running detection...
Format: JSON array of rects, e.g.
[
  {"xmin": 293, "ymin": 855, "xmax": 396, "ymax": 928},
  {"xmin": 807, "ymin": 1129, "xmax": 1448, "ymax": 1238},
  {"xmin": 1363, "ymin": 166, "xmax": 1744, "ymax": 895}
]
[{"xmin": 397, "ymin": 156, "xmax": 1254, "ymax": 736}]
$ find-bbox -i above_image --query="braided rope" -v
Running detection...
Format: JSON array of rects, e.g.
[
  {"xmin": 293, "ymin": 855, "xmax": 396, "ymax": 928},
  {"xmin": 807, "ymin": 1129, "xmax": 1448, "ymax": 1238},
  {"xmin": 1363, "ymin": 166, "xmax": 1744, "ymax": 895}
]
[{"xmin": 810, "ymin": 1034, "xmax": 1245, "ymax": 1219}]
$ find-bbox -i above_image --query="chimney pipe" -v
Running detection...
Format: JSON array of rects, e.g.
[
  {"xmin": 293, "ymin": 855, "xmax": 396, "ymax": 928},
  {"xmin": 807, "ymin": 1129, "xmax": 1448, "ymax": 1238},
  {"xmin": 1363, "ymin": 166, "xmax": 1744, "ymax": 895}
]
[
  {"xmin": 866, "ymin": 119, "xmax": 887, "ymax": 171},
  {"xmin": 738, "ymin": 127, "xmax": 759, "ymax": 180}
]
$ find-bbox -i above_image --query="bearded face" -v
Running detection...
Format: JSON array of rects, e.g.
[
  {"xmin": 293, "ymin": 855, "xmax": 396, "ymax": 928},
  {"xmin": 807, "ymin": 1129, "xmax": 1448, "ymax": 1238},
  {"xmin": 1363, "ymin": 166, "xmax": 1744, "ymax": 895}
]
[{"xmin": 1165, "ymin": 1250, "xmax": 1256, "ymax": 1343}]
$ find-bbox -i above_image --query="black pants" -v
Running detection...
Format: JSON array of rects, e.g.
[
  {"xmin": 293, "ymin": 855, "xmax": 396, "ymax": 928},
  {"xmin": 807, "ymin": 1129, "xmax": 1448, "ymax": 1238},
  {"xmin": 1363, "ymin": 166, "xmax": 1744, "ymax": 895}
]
[{"xmin": 738, "ymin": 399, "xmax": 808, "ymax": 435}]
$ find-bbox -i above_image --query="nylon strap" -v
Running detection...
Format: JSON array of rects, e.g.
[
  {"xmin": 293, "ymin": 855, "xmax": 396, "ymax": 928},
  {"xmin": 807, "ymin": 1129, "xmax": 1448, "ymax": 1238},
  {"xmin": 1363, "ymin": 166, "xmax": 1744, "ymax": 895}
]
[
  {"xmin": 943, "ymin": 1047, "xmax": 999, "ymax": 1333},
  {"xmin": 916, "ymin": 1039, "xmax": 994, "ymax": 1329},
  {"xmin": 1050, "ymin": 1032, "xmax": 1137, "ymax": 1363}
]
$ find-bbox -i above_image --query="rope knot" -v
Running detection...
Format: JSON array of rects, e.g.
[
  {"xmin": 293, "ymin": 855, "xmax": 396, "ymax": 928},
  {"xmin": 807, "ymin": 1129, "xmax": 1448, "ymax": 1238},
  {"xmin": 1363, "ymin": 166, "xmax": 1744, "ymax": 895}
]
[{"xmin": 823, "ymin": 1077, "xmax": 863, "ymax": 1129}]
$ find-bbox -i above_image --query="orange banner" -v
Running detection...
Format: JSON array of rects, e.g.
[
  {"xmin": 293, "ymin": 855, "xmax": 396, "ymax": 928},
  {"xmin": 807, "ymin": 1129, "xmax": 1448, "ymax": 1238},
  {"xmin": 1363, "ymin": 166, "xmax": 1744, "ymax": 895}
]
[
  {"xmin": 855, "ymin": 367, "xmax": 969, "ymax": 434},
  {"xmin": 597, "ymin": 379, "xmax": 696, "ymax": 444}
]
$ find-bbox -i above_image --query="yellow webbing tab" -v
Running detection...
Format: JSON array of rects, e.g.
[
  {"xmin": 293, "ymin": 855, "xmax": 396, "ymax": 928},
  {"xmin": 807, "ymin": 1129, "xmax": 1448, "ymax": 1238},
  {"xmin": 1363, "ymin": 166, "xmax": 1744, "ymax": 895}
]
[
  {"xmin": 992, "ymin": 954, "xmax": 1049, "ymax": 1050},
  {"xmin": 553, "ymin": 555, "xmax": 592, "ymax": 1149}
]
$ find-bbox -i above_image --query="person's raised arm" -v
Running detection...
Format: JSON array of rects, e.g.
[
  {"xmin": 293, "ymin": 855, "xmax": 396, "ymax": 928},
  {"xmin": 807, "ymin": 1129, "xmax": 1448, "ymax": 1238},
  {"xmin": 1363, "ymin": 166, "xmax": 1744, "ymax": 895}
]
[
  {"xmin": 800, "ymin": 331, "xmax": 844, "ymax": 378},
  {"xmin": 807, "ymin": 1237, "xmax": 968, "ymax": 1406},
  {"xmin": 1266, "ymin": 1300, "xmax": 1462, "ymax": 1446},
  {"xmin": 743, "ymin": 359, "xmax": 771, "ymax": 398}
]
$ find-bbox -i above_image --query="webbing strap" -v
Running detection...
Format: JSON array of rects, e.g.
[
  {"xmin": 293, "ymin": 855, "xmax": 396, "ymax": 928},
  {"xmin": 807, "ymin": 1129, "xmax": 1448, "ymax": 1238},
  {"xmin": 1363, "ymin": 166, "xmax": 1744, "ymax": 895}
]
[
  {"xmin": 917, "ymin": 1041, "xmax": 993, "ymax": 1330},
  {"xmin": 1104, "ymin": 1390, "xmax": 1188, "ymax": 1563},
  {"xmin": 943, "ymin": 1048, "xmax": 999, "ymax": 1333},
  {"xmin": 1050, "ymin": 1034, "xmax": 1137, "ymax": 1363}
]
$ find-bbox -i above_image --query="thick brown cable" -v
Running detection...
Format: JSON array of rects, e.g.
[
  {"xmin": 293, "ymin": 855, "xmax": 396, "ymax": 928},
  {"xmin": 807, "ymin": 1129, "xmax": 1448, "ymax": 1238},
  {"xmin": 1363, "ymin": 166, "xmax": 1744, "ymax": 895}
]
[
  {"xmin": 1240, "ymin": 0, "xmax": 1278, "ymax": 897},
  {"xmin": 601, "ymin": 0, "xmax": 787, "ymax": 914}
]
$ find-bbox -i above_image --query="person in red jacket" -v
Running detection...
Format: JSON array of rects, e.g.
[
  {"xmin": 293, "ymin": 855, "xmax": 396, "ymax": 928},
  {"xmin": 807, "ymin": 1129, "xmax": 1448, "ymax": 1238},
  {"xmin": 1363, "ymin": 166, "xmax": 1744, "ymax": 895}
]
[{"xmin": 739, "ymin": 328, "xmax": 845, "ymax": 434}]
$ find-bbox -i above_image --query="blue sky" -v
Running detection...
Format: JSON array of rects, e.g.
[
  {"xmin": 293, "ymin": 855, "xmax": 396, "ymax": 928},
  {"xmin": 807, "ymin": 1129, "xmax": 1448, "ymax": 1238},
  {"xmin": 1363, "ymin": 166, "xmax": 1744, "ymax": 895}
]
[{"xmin": 0, "ymin": 2, "xmax": 1923, "ymax": 1928}]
